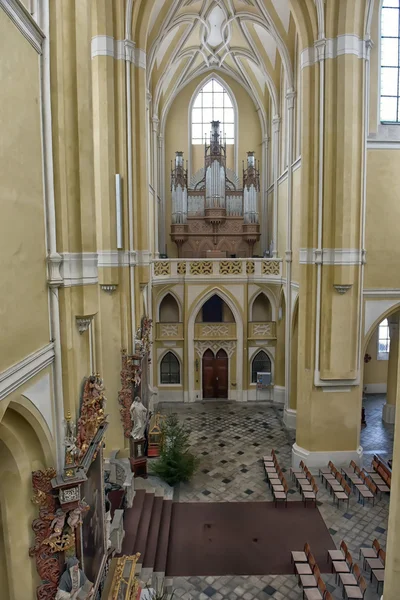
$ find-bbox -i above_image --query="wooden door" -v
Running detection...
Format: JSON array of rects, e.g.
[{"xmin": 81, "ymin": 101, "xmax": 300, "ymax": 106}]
[
  {"xmin": 202, "ymin": 349, "xmax": 215, "ymax": 398},
  {"xmin": 215, "ymin": 349, "xmax": 228, "ymax": 398}
]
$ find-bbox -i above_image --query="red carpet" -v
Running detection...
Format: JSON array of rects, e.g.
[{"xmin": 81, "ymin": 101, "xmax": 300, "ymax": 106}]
[{"xmin": 166, "ymin": 502, "xmax": 334, "ymax": 576}]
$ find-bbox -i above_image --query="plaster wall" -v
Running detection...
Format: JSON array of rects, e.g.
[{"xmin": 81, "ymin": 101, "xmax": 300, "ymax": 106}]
[
  {"xmin": 277, "ymin": 181, "xmax": 287, "ymax": 279},
  {"xmin": 291, "ymin": 167, "xmax": 301, "ymax": 284},
  {"xmin": 365, "ymin": 151, "xmax": 400, "ymax": 289},
  {"xmin": 0, "ymin": 10, "xmax": 50, "ymax": 372}
]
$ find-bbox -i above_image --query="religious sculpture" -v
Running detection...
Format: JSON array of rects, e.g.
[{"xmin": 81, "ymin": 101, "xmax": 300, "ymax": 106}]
[
  {"xmin": 130, "ymin": 396, "xmax": 148, "ymax": 440},
  {"xmin": 67, "ymin": 499, "xmax": 90, "ymax": 530},
  {"xmin": 77, "ymin": 375, "xmax": 108, "ymax": 457},
  {"xmin": 47, "ymin": 508, "xmax": 67, "ymax": 541},
  {"xmin": 55, "ymin": 557, "xmax": 94, "ymax": 600}
]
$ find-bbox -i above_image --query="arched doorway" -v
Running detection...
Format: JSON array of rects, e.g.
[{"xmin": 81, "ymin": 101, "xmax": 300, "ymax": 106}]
[{"xmin": 202, "ymin": 348, "xmax": 228, "ymax": 399}]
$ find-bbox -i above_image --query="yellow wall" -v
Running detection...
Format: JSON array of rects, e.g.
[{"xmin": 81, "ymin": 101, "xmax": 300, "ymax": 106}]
[
  {"xmin": 277, "ymin": 180, "xmax": 287, "ymax": 278},
  {"xmin": 164, "ymin": 73, "xmax": 263, "ymax": 257},
  {"xmin": 0, "ymin": 10, "xmax": 50, "ymax": 372},
  {"xmin": 291, "ymin": 167, "xmax": 301, "ymax": 284},
  {"xmin": 364, "ymin": 327, "xmax": 388, "ymax": 390},
  {"xmin": 365, "ymin": 151, "xmax": 400, "ymax": 288}
]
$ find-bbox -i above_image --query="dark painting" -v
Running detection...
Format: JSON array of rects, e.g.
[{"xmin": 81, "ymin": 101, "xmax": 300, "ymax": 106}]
[{"xmin": 81, "ymin": 450, "xmax": 106, "ymax": 586}]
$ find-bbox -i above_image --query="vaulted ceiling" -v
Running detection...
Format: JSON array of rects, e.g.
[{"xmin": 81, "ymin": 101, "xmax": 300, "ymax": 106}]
[{"xmin": 144, "ymin": 0, "xmax": 298, "ymax": 129}]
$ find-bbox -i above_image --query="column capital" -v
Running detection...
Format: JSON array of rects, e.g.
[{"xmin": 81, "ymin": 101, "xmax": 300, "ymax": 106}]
[
  {"xmin": 365, "ymin": 37, "xmax": 374, "ymax": 61},
  {"xmin": 124, "ymin": 39, "xmax": 135, "ymax": 62},
  {"xmin": 314, "ymin": 37, "xmax": 326, "ymax": 61},
  {"xmin": 272, "ymin": 115, "xmax": 281, "ymax": 133},
  {"xmin": 146, "ymin": 91, "xmax": 152, "ymax": 106},
  {"xmin": 286, "ymin": 89, "xmax": 296, "ymax": 110},
  {"xmin": 152, "ymin": 115, "xmax": 159, "ymax": 132},
  {"xmin": 262, "ymin": 136, "xmax": 270, "ymax": 147}
]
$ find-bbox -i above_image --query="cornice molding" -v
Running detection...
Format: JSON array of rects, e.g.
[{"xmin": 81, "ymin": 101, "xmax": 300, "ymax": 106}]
[
  {"xmin": 59, "ymin": 252, "xmax": 98, "ymax": 287},
  {"xmin": 367, "ymin": 139, "xmax": 400, "ymax": 150},
  {"xmin": 299, "ymin": 248, "xmax": 365, "ymax": 265},
  {"xmin": 301, "ymin": 34, "xmax": 367, "ymax": 69},
  {"xmin": 91, "ymin": 35, "xmax": 146, "ymax": 68},
  {"xmin": 0, "ymin": 343, "xmax": 54, "ymax": 401},
  {"xmin": 363, "ymin": 288, "xmax": 400, "ymax": 298},
  {"xmin": 0, "ymin": 0, "xmax": 44, "ymax": 54}
]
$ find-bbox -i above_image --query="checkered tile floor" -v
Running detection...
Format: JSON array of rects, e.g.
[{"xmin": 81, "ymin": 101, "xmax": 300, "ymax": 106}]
[{"xmin": 156, "ymin": 397, "xmax": 392, "ymax": 600}]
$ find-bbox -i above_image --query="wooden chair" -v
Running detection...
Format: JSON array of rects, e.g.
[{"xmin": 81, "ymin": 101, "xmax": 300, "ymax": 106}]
[
  {"xmin": 357, "ymin": 477, "xmax": 375, "ymax": 506},
  {"xmin": 333, "ymin": 482, "xmax": 351, "ymax": 509},
  {"xmin": 291, "ymin": 541, "xmax": 311, "ymax": 564},
  {"xmin": 303, "ymin": 575, "xmax": 326, "ymax": 599},
  {"xmin": 371, "ymin": 567, "xmax": 385, "ymax": 594},
  {"xmin": 365, "ymin": 548, "xmax": 385, "ymax": 574},
  {"xmin": 274, "ymin": 480, "xmax": 288, "ymax": 508},
  {"xmin": 343, "ymin": 575, "xmax": 367, "ymax": 599},
  {"xmin": 342, "ymin": 460, "xmax": 357, "ymax": 478},
  {"xmin": 327, "ymin": 540, "xmax": 348, "ymax": 564},
  {"xmin": 332, "ymin": 551, "xmax": 352, "ymax": 585},
  {"xmin": 295, "ymin": 552, "xmax": 315, "ymax": 577},
  {"xmin": 338, "ymin": 563, "xmax": 361, "ymax": 590},
  {"xmin": 359, "ymin": 539, "xmax": 380, "ymax": 568},
  {"xmin": 303, "ymin": 482, "xmax": 318, "ymax": 507},
  {"xmin": 299, "ymin": 563, "xmax": 320, "ymax": 590},
  {"xmin": 319, "ymin": 460, "xmax": 334, "ymax": 478}
]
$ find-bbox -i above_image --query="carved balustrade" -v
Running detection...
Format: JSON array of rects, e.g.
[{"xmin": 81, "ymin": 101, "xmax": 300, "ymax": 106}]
[
  {"xmin": 156, "ymin": 322, "xmax": 184, "ymax": 340},
  {"xmin": 194, "ymin": 322, "xmax": 236, "ymax": 340},
  {"xmin": 248, "ymin": 321, "xmax": 277, "ymax": 339},
  {"xmin": 152, "ymin": 258, "xmax": 282, "ymax": 281}
]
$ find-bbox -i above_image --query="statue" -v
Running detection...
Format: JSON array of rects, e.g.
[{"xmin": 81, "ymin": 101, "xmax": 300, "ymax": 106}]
[
  {"xmin": 129, "ymin": 396, "xmax": 148, "ymax": 440},
  {"xmin": 56, "ymin": 557, "xmax": 94, "ymax": 600},
  {"xmin": 47, "ymin": 509, "xmax": 66, "ymax": 541},
  {"xmin": 67, "ymin": 500, "xmax": 89, "ymax": 530}
]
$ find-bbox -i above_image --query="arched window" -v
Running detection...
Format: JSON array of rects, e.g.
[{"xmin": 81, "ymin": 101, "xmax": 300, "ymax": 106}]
[
  {"xmin": 251, "ymin": 293, "xmax": 272, "ymax": 321},
  {"xmin": 192, "ymin": 79, "xmax": 234, "ymax": 144},
  {"xmin": 160, "ymin": 352, "xmax": 180, "ymax": 384},
  {"xmin": 380, "ymin": 1, "xmax": 400, "ymax": 122},
  {"xmin": 377, "ymin": 318, "xmax": 390, "ymax": 360},
  {"xmin": 159, "ymin": 293, "xmax": 180, "ymax": 322},
  {"xmin": 251, "ymin": 350, "xmax": 271, "ymax": 383}
]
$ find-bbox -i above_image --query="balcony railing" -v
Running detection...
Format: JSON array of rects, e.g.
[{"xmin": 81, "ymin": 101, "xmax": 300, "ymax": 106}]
[
  {"xmin": 194, "ymin": 322, "xmax": 237, "ymax": 339},
  {"xmin": 152, "ymin": 258, "xmax": 282, "ymax": 280},
  {"xmin": 156, "ymin": 322, "xmax": 184, "ymax": 340},
  {"xmin": 248, "ymin": 321, "xmax": 277, "ymax": 339}
]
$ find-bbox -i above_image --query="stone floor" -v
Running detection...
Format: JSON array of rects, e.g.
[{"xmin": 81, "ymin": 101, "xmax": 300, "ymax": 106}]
[{"xmin": 156, "ymin": 396, "xmax": 393, "ymax": 600}]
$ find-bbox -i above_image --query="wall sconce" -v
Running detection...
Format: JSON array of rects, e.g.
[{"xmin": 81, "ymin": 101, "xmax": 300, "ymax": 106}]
[{"xmin": 195, "ymin": 358, "xmax": 199, "ymax": 371}]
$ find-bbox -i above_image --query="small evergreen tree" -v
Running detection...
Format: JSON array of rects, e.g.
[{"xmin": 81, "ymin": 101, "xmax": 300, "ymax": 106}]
[{"xmin": 149, "ymin": 413, "xmax": 199, "ymax": 486}]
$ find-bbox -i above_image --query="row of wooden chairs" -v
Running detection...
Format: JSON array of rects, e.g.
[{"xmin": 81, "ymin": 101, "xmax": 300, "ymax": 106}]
[
  {"xmin": 290, "ymin": 542, "xmax": 332, "ymax": 600},
  {"xmin": 364, "ymin": 458, "xmax": 391, "ymax": 498},
  {"xmin": 342, "ymin": 461, "xmax": 387, "ymax": 505},
  {"xmin": 263, "ymin": 451, "xmax": 288, "ymax": 507},
  {"xmin": 359, "ymin": 539, "xmax": 386, "ymax": 594},
  {"xmin": 290, "ymin": 461, "xmax": 319, "ymax": 507},
  {"xmin": 327, "ymin": 541, "xmax": 367, "ymax": 598},
  {"xmin": 319, "ymin": 462, "xmax": 351, "ymax": 508}
]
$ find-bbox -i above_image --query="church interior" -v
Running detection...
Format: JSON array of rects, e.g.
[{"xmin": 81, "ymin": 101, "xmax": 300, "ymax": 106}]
[{"xmin": 1, "ymin": 0, "xmax": 400, "ymax": 599}]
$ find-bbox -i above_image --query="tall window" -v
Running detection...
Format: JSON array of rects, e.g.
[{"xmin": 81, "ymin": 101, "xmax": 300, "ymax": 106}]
[
  {"xmin": 160, "ymin": 352, "xmax": 180, "ymax": 384},
  {"xmin": 381, "ymin": 1, "xmax": 400, "ymax": 122},
  {"xmin": 251, "ymin": 351, "xmax": 271, "ymax": 383},
  {"xmin": 192, "ymin": 79, "xmax": 234, "ymax": 144},
  {"xmin": 377, "ymin": 318, "xmax": 390, "ymax": 360}
]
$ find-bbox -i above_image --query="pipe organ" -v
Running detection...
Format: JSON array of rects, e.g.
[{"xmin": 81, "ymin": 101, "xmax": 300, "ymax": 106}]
[{"xmin": 170, "ymin": 121, "xmax": 261, "ymax": 258}]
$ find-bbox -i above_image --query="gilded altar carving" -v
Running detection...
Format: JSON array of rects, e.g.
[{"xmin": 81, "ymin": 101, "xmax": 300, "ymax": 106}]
[
  {"xmin": 261, "ymin": 260, "xmax": 280, "ymax": 275},
  {"xmin": 246, "ymin": 260, "xmax": 255, "ymax": 274},
  {"xmin": 118, "ymin": 351, "xmax": 138, "ymax": 438},
  {"xmin": 219, "ymin": 260, "xmax": 242, "ymax": 275},
  {"xmin": 77, "ymin": 375, "xmax": 108, "ymax": 458},
  {"xmin": 29, "ymin": 468, "xmax": 62, "ymax": 600},
  {"xmin": 190, "ymin": 261, "xmax": 213, "ymax": 275},
  {"xmin": 154, "ymin": 261, "xmax": 171, "ymax": 276}
]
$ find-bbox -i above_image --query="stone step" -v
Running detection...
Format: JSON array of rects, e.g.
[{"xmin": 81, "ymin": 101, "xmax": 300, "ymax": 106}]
[
  {"xmin": 154, "ymin": 499, "xmax": 173, "ymax": 574},
  {"xmin": 120, "ymin": 489, "xmax": 146, "ymax": 555},
  {"xmin": 143, "ymin": 496, "xmax": 164, "ymax": 568},
  {"xmin": 133, "ymin": 492, "xmax": 155, "ymax": 562}
]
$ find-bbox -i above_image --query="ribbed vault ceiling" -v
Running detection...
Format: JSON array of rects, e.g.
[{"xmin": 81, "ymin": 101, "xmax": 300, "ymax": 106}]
[{"xmin": 145, "ymin": 0, "xmax": 297, "ymax": 128}]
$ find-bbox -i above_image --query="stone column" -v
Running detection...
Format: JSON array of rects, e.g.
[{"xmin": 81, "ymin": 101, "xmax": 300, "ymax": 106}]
[
  {"xmin": 382, "ymin": 353, "xmax": 400, "ymax": 599},
  {"xmin": 383, "ymin": 316, "xmax": 399, "ymax": 424}
]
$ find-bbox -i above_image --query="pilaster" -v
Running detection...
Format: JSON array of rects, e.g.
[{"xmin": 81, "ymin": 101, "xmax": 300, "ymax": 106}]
[{"xmin": 383, "ymin": 316, "xmax": 399, "ymax": 424}]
